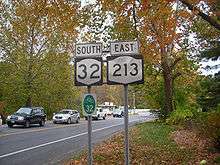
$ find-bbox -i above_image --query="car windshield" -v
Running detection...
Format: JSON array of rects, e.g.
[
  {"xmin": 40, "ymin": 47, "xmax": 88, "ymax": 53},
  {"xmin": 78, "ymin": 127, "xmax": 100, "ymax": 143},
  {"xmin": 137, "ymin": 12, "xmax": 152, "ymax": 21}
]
[
  {"xmin": 113, "ymin": 109, "xmax": 120, "ymax": 112},
  {"xmin": 57, "ymin": 110, "xmax": 70, "ymax": 114},
  {"xmin": 16, "ymin": 108, "xmax": 32, "ymax": 114}
]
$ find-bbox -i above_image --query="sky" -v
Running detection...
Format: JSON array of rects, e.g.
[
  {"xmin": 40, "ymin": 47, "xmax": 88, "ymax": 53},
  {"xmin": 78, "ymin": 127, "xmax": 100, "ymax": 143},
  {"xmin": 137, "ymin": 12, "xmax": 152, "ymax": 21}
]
[
  {"xmin": 200, "ymin": 59, "xmax": 220, "ymax": 75},
  {"xmin": 81, "ymin": 0, "xmax": 95, "ymax": 6}
]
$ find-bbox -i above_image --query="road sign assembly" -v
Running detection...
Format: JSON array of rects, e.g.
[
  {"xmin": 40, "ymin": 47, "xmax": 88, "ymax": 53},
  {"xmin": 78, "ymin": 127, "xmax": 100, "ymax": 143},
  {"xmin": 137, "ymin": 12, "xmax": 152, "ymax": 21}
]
[
  {"xmin": 74, "ymin": 41, "xmax": 144, "ymax": 165},
  {"xmin": 74, "ymin": 42, "xmax": 103, "ymax": 165}
]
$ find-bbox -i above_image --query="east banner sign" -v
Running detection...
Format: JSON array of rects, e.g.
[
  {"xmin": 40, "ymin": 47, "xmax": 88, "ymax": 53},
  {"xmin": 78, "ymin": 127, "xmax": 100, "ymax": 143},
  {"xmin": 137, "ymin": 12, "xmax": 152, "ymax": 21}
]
[{"xmin": 110, "ymin": 41, "xmax": 139, "ymax": 56}]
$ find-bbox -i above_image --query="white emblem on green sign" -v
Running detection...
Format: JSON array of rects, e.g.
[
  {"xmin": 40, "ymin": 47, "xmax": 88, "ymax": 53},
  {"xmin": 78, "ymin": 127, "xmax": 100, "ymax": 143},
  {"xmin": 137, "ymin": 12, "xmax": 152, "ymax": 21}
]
[{"xmin": 83, "ymin": 94, "xmax": 97, "ymax": 115}]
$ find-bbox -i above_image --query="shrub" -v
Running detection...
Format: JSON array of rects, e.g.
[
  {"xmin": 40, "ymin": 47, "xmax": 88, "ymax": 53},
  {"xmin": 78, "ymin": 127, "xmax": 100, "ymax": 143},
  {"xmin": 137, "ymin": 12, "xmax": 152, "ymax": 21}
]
[
  {"xmin": 207, "ymin": 111, "xmax": 220, "ymax": 147},
  {"xmin": 191, "ymin": 110, "xmax": 220, "ymax": 148},
  {"xmin": 166, "ymin": 108, "xmax": 194, "ymax": 125}
]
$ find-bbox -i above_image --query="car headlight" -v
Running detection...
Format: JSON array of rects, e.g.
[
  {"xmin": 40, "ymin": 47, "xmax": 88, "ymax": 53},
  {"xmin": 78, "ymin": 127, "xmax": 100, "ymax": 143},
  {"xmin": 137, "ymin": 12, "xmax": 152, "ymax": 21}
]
[
  {"xmin": 7, "ymin": 116, "xmax": 11, "ymax": 120},
  {"xmin": 17, "ymin": 116, "xmax": 24, "ymax": 120}
]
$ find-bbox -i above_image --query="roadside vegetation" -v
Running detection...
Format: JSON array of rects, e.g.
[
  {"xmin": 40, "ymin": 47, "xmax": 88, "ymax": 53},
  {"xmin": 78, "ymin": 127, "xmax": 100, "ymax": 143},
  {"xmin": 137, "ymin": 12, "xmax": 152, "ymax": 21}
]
[{"xmin": 67, "ymin": 121, "xmax": 220, "ymax": 165}]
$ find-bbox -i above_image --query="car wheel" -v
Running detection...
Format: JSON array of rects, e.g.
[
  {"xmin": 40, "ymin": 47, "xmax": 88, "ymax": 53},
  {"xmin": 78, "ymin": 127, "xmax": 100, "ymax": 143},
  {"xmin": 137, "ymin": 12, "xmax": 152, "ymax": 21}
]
[
  {"xmin": 25, "ymin": 120, "xmax": 30, "ymax": 128},
  {"xmin": 67, "ymin": 118, "xmax": 71, "ymax": 124},
  {"xmin": 76, "ymin": 117, "xmax": 79, "ymax": 123},
  {"xmin": 39, "ymin": 120, "xmax": 45, "ymax": 126},
  {"xmin": 53, "ymin": 121, "xmax": 57, "ymax": 124},
  {"xmin": 97, "ymin": 115, "xmax": 100, "ymax": 120},
  {"xmin": 8, "ymin": 124, "xmax": 13, "ymax": 128},
  {"xmin": 103, "ymin": 115, "xmax": 106, "ymax": 120},
  {"xmin": 121, "ymin": 112, "xmax": 124, "ymax": 117}
]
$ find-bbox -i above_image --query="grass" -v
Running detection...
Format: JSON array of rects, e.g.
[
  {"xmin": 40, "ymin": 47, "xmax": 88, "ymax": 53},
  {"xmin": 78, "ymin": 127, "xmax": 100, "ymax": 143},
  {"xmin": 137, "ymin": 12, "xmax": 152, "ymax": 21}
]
[
  {"xmin": 214, "ymin": 156, "xmax": 220, "ymax": 163},
  {"xmin": 94, "ymin": 154, "xmax": 106, "ymax": 161},
  {"xmin": 136, "ymin": 122, "xmax": 176, "ymax": 146},
  {"xmin": 129, "ymin": 122, "xmax": 193, "ymax": 164},
  {"xmin": 66, "ymin": 121, "xmax": 219, "ymax": 165}
]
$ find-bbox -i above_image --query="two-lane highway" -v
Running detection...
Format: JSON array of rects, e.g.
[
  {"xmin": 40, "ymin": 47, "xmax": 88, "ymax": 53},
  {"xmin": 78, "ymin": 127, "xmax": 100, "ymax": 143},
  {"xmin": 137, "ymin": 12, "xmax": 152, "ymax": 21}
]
[{"xmin": 0, "ymin": 115, "xmax": 154, "ymax": 165}]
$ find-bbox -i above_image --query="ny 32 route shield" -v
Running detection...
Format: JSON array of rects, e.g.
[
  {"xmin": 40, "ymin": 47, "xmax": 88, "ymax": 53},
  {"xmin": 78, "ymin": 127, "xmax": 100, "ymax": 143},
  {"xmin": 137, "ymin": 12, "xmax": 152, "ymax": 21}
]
[
  {"xmin": 107, "ymin": 55, "xmax": 144, "ymax": 85},
  {"xmin": 74, "ymin": 57, "xmax": 103, "ymax": 86}
]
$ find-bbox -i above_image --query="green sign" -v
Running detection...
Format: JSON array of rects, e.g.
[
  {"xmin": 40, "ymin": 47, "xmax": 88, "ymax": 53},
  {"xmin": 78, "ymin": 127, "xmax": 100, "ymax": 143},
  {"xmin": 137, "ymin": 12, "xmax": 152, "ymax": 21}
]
[{"xmin": 83, "ymin": 94, "xmax": 96, "ymax": 115}]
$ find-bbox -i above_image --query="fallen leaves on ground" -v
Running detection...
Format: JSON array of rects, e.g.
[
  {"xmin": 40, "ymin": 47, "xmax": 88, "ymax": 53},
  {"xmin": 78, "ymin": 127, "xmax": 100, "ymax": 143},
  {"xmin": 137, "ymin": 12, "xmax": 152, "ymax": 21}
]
[
  {"xmin": 65, "ymin": 123, "xmax": 220, "ymax": 165},
  {"xmin": 170, "ymin": 129, "xmax": 220, "ymax": 164}
]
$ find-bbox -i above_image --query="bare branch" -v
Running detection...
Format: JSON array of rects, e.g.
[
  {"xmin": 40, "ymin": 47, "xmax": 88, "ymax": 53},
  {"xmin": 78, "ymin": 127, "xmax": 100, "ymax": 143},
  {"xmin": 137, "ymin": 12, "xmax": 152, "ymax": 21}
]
[
  {"xmin": 35, "ymin": 39, "xmax": 49, "ymax": 57},
  {"xmin": 173, "ymin": 72, "xmax": 182, "ymax": 80},
  {"xmin": 179, "ymin": 0, "xmax": 220, "ymax": 31},
  {"xmin": 171, "ymin": 57, "xmax": 182, "ymax": 69},
  {"xmin": 132, "ymin": 3, "xmax": 139, "ymax": 39}
]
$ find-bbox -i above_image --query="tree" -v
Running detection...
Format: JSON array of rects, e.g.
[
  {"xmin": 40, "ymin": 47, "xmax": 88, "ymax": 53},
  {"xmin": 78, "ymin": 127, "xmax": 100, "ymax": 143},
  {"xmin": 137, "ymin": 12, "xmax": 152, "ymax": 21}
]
[
  {"xmin": 197, "ymin": 72, "xmax": 220, "ymax": 111},
  {"xmin": 0, "ymin": 0, "xmax": 83, "ymax": 106},
  {"xmin": 0, "ymin": 0, "xmax": 93, "ymax": 116},
  {"xmin": 187, "ymin": 1, "xmax": 220, "ymax": 112},
  {"xmin": 99, "ymin": 0, "xmax": 200, "ymax": 116}
]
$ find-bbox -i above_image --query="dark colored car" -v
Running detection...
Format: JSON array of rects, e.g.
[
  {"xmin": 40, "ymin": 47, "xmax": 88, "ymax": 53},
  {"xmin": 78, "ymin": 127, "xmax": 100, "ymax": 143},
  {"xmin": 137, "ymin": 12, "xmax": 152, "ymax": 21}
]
[{"xmin": 6, "ymin": 107, "xmax": 46, "ymax": 128}]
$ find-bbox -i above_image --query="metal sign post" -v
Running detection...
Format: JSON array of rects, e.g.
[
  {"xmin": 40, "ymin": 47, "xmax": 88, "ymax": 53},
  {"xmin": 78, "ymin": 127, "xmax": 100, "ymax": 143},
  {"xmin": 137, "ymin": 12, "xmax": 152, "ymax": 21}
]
[
  {"xmin": 82, "ymin": 88, "xmax": 95, "ymax": 165},
  {"xmin": 87, "ymin": 86, "xmax": 92, "ymax": 165},
  {"xmin": 124, "ymin": 84, "xmax": 129, "ymax": 165}
]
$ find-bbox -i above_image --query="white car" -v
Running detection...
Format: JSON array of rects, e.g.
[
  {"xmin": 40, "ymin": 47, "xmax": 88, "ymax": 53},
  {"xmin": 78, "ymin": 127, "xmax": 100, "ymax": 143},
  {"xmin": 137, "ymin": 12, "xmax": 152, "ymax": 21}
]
[
  {"xmin": 53, "ymin": 109, "xmax": 80, "ymax": 124},
  {"xmin": 85, "ymin": 107, "xmax": 107, "ymax": 120},
  {"xmin": 103, "ymin": 108, "xmax": 113, "ymax": 115},
  {"xmin": 113, "ymin": 108, "xmax": 124, "ymax": 118}
]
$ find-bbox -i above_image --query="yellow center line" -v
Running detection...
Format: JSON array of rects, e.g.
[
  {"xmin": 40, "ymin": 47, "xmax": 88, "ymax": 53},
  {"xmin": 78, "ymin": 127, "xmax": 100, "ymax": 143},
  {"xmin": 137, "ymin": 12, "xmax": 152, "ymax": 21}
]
[{"xmin": 0, "ymin": 122, "xmax": 86, "ymax": 138}]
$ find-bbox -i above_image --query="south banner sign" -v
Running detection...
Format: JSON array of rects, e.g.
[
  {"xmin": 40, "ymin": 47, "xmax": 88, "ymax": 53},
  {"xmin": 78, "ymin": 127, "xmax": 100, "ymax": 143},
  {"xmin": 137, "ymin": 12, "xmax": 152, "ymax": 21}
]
[{"xmin": 75, "ymin": 43, "xmax": 102, "ymax": 57}]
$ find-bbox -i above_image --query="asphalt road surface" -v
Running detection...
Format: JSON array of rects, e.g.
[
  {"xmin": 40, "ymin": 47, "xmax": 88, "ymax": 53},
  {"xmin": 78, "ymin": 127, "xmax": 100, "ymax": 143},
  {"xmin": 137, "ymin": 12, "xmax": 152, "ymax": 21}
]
[{"xmin": 0, "ymin": 114, "xmax": 155, "ymax": 165}]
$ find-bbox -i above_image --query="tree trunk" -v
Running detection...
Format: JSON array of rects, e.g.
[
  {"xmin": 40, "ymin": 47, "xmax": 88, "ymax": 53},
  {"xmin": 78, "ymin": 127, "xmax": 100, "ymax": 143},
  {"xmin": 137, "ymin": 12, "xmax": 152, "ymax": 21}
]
[
  {"xmin": 161, "ymin": 48, "xmax": 173, "ymax": 116},
  {"xmin": 25, "ymin": 96, "xmax": 32, "ymax": 107}
]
